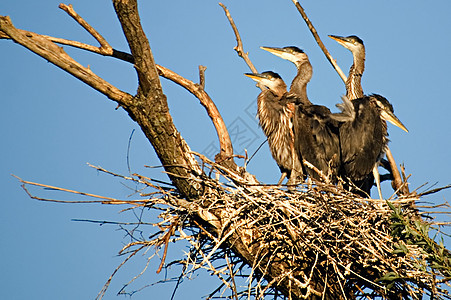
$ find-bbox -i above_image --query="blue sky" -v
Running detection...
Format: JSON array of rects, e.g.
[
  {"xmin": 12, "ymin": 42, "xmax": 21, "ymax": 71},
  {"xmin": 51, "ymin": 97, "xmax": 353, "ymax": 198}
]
[{"xmin": 1, "ymin": 1, "xmax": 450, "ymax": 299}]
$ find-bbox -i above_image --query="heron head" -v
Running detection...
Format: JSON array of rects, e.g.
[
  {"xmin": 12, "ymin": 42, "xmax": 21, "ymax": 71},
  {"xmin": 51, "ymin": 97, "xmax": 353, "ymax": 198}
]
[
  {"xmin": 371, "ymin": 94, "xmax": 408, "ymax": 133},
  {"xmin": 245, "ymin": 71, "xmax": 287, "ymax": 97},
  {"xmin": 260, "ymin": 46, "xmax": 309, "ymax": 66},
  {"xmin": 329, "ymin": 35, "xmax": 365, "ymax": 54}
]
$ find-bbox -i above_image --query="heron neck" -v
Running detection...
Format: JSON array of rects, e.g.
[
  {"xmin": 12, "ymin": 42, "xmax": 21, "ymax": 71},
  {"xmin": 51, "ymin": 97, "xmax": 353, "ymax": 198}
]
[
  {"xmin": 380, "ymin": 110, "xmax": 389, "ymax": 155},
  {"xmin": 346, "ymin": 51, "xmax": 365, "ymax": 100},
  {"xmin": 289, "ymin": 61, "xmax": 312, "ymax": 105},
  {"xmin": 272, "ymin": 84, "xmax": 287, "ymax": 98}
]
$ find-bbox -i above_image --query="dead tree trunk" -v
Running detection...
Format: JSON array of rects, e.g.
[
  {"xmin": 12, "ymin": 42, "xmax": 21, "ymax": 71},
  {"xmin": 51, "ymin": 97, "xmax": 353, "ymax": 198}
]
[{"xmin": 112, "ymin": 0, "xmax": 203, "ymax": 198}]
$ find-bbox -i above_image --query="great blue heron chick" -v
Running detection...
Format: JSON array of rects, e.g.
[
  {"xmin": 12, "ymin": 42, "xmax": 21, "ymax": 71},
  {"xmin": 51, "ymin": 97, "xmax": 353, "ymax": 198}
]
[
  {"xmin": 244, "ymin": 71, "xmax": 303, "ymax": 185},
  {"xmin": 261, "ymin": 46, "xmax": 341, "ymax": 180},
  {"xmin": 260, "ymin": 46, "xmax": 312, "ymax": 105},
  {"xmin": 332, "ymin": 94, "xmax": 408, "ymax": 196},
  {"xmin": 329, "ymin": 35, "xmax": 365, "ymax": 100}
]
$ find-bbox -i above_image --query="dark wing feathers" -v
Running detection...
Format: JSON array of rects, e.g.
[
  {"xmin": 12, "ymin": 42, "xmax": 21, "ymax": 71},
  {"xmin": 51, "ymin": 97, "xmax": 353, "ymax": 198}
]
[
  {"xmin": 294, "ymin": 104, "xmax": 340, "ymax": 178},
  {"xmin": 339, "ymin": 98, "xmax": 384, "ymax": 181}
]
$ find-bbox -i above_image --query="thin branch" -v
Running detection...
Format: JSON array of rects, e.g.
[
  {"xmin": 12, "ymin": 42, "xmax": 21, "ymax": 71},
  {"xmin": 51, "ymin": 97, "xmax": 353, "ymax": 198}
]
[
  {"xmin": 219, "ymin": 3, "xmax": 263, "ymax": 91},
  {"xmin": 158, "ymin": 65, "xmax": 234, "ymax": 160},
  {"xmin": 303, "ymin": 160, "xmax": 329, "ymax": 183},
  {"xmin": 418, "ymin": 184, "xmax": 451, "ymax": 197},
  {"xmin": 225, "ymin": 253, "xmax": 239, "ymax": 300},
  {"xmin": 13, "ymin": 175, "xmax": 148, "ymax": 205},
  {"xmin": 156, "ymin": 216, "xmax": 179, "ymax": 274},
  {"xmin": 59, "ymin": 3, "xmax": 112, "ymax": 54},
  {"xmin": 290, "ymin": 0, "xmax": 347, "ymax": 83},
  {"xmin": 0, "ymin": 20, "xmax": 134, "ymax": 63},
  {"xmin": 0, "ymin": 16, "xmax": 133, "ymax": 106},
  {"xmin": 72, "ymin": 219, "xmax": 152, "ymax": 226},
  {"xmin": 96, "ymin": 245, "xmax": 146, "ymax": 300},
  {"xmin": 199, "ymin": 65, "xmax": 207, "ymax": 89},
  {"xmin": 386, "ymin": 148, "xmax": 410, "ymax": 195}
]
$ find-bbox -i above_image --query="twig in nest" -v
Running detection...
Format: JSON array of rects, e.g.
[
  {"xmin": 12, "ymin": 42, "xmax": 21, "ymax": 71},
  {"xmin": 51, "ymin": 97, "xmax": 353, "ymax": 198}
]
[
  {"xmin": 225, "ymin": 253, "xmax": 239, "ymax": 300},
  {"xmin": 418, "ymin": 184, "xmax": 451, "ymax": 197},
  {"xmin": 13, "ymin": 174, "xmax": 145, "ymax": 204},
  {"xmin": 156, "ymin": 216, "xmax": 179, "ymax": 274},
  {"xmin": 96, "ymin": 245, "xmax": 147, "ymax": 300},
  {"xmin": 303, "ymin": 160, "xmax": 329, "ymax": 183}
]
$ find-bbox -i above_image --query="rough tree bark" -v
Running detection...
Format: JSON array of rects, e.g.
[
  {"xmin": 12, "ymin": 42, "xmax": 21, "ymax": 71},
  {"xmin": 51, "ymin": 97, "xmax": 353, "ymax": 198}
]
[{"xmin": 111, "ymin": 0, "xmax": 203, "ymax": 198}]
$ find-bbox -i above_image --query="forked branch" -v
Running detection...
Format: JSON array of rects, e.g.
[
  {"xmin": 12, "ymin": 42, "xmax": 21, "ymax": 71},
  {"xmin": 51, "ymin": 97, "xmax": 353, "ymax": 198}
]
[
  {"xmin": 219, "ymin": 3, "xmax": 263, "ymax": 91},
  {"xmin": 59, "ymin": 4, "xmax": 111, "ymax": 53},
  {"xmin": 0, "ymin": 16, "xmax": 133, "ymax": 106}
]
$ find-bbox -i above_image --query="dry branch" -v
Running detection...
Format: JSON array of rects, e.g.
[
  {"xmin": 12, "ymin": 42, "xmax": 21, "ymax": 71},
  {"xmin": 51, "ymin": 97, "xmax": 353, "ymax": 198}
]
[
  {"xmin": 386, "ymin": 148, "xmax": 410, "ymax": 195},
  {"xmin": 0, "ymin": 10, "xmax": 201, "ymax": 197},
  {"xmin": 0, "ymin": 16, "xmax": 133, "ymax": 106},
  {"xmin": 198, "ymin": 65, "xmax": 207, "ymax": 88},
  {"xmin": 219, "ymin": 3, "xmax": 264, "ymax": 91},
  {"xmin": 290, "ymin": 0, "xmax": 347, "ymax": 83},
  {"xmin": 59, "ymin": 4, "xmax": 111, "ymax": 53},
  {"xmin": 157, "ymin": 65, "xmax": 235, "ymax": 165}
]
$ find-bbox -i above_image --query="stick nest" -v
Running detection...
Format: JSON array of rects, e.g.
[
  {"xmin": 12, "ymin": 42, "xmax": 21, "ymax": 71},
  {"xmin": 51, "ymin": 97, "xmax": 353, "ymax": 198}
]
[{"xmin": 20, "ymin": 155, "xmax": 451, "ymax": 299}]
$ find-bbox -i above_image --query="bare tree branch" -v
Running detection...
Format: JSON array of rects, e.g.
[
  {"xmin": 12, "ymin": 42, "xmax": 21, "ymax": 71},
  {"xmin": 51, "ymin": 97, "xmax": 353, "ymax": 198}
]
[
  {"xmin": 0, "ymin": 26, "xmax": 234, "ymax": 165},
  {"xmin": 59, "ymin": 3, "xmax": 112, "ymax": 54},
  {"xmin": 219, "ymin": 3, "xmax": 264, "ymax": 91},
  {"xmin": 0, "ymin": 16, "xmax": 133, "ymax": 106},
  {"xmin": 158, "ymin": 65, "xmax": 235, "ymax": 163},
  {"xmin": 386, "ymin": 148, "xmax": 410, "ymax": 195},
  {"xmin": 1, "ymin": 3, "xmax": 237, "ymax": 167},
  {"xmin": 13, "ymin": 175, "xmax": 148, "ymax": 205},
  {"xmin": 111, "ymin": 0, "xmax": 209, "ymax": 198},
  {"xmin": 1, "ymin": 10, "xmax": 203, "ymax": 197},
  {"xmin": 199, "ymin": 65, "xmax": 207, "ymax": 88},
  {"xmin": 59, "ymin": 1, "xmax": 234, "ymax": 168},
  {"xmin": 290, "ymin": 0, "xmax": 347, "ymax": 83}
]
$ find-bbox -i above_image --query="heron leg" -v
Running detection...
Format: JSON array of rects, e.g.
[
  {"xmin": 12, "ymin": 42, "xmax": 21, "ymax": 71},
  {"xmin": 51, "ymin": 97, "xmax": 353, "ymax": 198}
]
[
  {"xmin": 277, "ymin": 172, "xmax": 287, "ymax": 185},
  {"xmin": 286, "ymin": 175, "xmax": 296, "ymax": 191},
  {"xmin": 373, "ymin": 165, "xmax": 383, "ymax": 200}
]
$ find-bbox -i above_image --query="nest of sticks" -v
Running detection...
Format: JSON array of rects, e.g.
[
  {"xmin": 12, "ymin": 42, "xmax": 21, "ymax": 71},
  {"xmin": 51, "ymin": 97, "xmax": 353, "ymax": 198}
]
[{"xmin": 19, "ymin": 154, "xmax": 451, "ymax": 299}]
